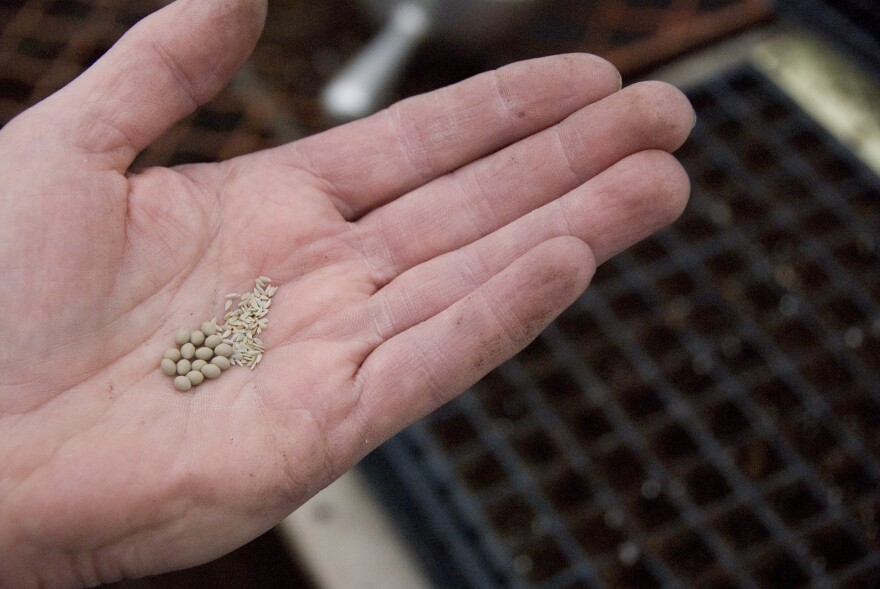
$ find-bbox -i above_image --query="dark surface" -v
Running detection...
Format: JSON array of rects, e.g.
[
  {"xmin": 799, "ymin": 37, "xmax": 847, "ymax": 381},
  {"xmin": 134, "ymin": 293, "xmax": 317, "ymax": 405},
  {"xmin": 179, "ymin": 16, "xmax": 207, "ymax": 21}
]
[
  {"xmin": 100, "ymin": 531, "xmax": 316, "ymax": 589},
  {"xmin": 364, "ymin": 65, "xmax": 880, "ymax": 588},
  {"xmin": 775, "ymin": 0, "xmax": 880, "ymax": 76},
  {"xmin": 0, "ymin": 0, "xmax": 771, "ymax": 140}
]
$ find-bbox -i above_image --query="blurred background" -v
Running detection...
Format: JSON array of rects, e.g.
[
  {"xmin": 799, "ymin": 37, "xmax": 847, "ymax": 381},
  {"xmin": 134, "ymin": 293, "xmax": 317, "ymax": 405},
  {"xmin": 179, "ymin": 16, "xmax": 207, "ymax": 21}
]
[{"xmin": 2, "ymin": 0, "xmax": 879, "ymax": 587}]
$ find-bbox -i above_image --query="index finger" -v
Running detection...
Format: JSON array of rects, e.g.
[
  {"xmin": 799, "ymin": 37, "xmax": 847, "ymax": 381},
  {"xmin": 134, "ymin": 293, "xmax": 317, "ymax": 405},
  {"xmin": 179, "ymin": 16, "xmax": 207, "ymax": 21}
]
[{"xmin": 263, "ymin": 54, "xmax": 621, "ymax": 219}]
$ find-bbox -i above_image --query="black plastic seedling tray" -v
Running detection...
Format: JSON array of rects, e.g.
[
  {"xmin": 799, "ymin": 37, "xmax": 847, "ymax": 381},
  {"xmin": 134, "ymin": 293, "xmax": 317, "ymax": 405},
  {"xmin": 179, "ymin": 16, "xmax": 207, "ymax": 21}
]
[
  {"xmin": 775, "ymin": 0, "xmax": 880, "ymax": 76},
  {"xmin": 363, "ymin": 63, "xmax": 880, "ymax": 589}
]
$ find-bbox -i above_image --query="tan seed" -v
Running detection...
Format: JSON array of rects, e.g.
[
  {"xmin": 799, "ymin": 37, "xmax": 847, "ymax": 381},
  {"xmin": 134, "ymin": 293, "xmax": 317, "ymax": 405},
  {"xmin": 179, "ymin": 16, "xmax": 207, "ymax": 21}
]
[
  {"xmin": 214, "ymin": 343, "xmax": 233, "ymax": 358},
  {"xmin": 201, "ymin": 321, "xmax": 217, "ymax": 336},
  {"xmin": 195, "ymin": 346, "xmax": 214, "ymax": 361},
  {"xmin": 190, "ymin": 330, "xmax": 205, "ymax": 346},
  {"xmin": 180, "ymin": 343, "xmax": 195, "ymax": 359},
  {"xmin": 174, "ymin": 376, "xmax": 192, "ymax": 392},
  {"xmin": 191, "ymin": 359, "xmax": 207, "ymax": 371},
  {"xmin": 211, "ymin": 356, "xmax": 231, "ymax": 370},
  {"xmin": 174, "ymin": 330, "xmax": 190, "ymax": 346},
  {"xmin": 160, "ymin": 358, "xmax": 177, "ymax": 376},
  {"xmin": 163, "ymin": 348, "xmax": 181, "ymax": 362},
  {"xmin": 201, "ymin": 364, "xmax": 222, "ymax": 379},
  {"xmin": 176, "ymin": 359, "xmax": 191, "ymax": 375},
  {"xmin": 186, "ymin": 370, "xmax": 205, "ymax": 386},
  {"xmin": 204, "ymin": 334, "xmax": 222, "ymax": 349}
]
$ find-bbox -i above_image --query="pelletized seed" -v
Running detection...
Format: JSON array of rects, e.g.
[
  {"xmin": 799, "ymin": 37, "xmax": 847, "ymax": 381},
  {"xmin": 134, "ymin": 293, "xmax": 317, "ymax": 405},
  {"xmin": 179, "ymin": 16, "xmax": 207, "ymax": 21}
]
[
  {"xmin": 163, "ymin": 348, "xmax": 181, "ymax": 362},
  {"xmin": 186, "ymin": 370, "xmax": 205, "ymax": 385},
  {"xmin": 174, "ymin": 376, "xmax": 192, "ymax": 392},
  {"xmin": 195, "ymin": 346, "xmax": 214, "ymax": 361},
  {"xmin": 191, "ymin": 359, "xmax": 207, "ymax": 371},
  {"xmin": 160, "ymin": 358, "xmax": 177, "ymax": 376},
  {"xmin": 180, "ymin": 343, "xmax": 195, "ymax": 359},
  {"xmin": 201, "ymin": 364, "xmax": 221, "ymax": 379},
  {"xmin": 211, "ymin": 356, "xmax": 230, "ymax": 370},
  {"xmin": 190, "ymin": 330, "xmax": 205, "ymax": 346},
  {"xmin": 176, "ymin": 359, "xmax": 191, "ymax": 375},
  {"xmin": 201, "ymin": 321, "xmax": 217, "ymax": 336},
  {"xmin": 204, "ymin": 334, "xmax": 222, "ymax": 349},
  {"xmin": 214, "ymin": 343, "xmax": 233, "ymax": 358},
  {"xmin": 175, "ymin": 330, "xmax": 190, "ymax": 346}
]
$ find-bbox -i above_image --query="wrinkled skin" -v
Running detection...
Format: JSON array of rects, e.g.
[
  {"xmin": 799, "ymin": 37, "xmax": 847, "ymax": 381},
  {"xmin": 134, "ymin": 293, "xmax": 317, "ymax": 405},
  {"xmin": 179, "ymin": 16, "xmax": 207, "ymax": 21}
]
[{"xmin": 0, "ymin": 1, "xmax": 694, "ymax": 586}]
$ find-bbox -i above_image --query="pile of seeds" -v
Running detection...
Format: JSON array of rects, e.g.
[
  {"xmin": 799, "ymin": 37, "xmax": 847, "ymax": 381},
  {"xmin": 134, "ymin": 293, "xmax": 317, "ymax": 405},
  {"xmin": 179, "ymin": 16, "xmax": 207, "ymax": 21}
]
[
  {"xmin": 218, "ymin": 276, "xmax": 277, "ymax": 369},
  {"xmin": 158, "ymin": 277, "xmax": 277, "ymax": 392},
  {"xmin": 159, "ymin": 320, "xmax": 232, "ymax": 391}
]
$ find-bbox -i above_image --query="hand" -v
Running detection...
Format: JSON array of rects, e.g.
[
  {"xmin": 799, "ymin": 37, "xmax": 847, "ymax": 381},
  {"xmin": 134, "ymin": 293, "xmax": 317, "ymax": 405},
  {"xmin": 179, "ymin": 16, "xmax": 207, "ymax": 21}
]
[{"xmin": 0, "ymin": 1, "xmax": 694, "ymax": 586}]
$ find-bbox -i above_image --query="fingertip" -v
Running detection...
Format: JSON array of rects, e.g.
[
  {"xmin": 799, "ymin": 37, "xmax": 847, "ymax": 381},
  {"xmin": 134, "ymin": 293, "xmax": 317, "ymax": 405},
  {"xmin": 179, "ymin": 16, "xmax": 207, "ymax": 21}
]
[
  {"xmin": 568, "ymin": 149, "xmax": 692, "ymax": 265},
  {"xmin": 660, "ymin": 152, "xmax": 692, "ymax": 224},
  {"xmin": 621, "ymin": 80, "xmax": 696, "ymax": 152},
  {"xmin": 529, "ymin": 236, "xmax": 596, "ymax": 306},
  {"xmin": 620, "ymin": 149, "xmax": 691, "ymax": 226},
  {"xmin": 559, "ymin": 53, "xmax": 622, "ymax": 94},
  {"xmin": 548, "ymin": 235, "xmax": 597, "ymax": 282}
]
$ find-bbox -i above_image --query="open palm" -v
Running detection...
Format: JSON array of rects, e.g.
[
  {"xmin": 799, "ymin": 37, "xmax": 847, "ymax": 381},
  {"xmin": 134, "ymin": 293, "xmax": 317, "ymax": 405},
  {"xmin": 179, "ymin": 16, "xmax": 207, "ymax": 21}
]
[{"xmin": 0, "ymin": 1, "xmax": 694, "ymax": 586}]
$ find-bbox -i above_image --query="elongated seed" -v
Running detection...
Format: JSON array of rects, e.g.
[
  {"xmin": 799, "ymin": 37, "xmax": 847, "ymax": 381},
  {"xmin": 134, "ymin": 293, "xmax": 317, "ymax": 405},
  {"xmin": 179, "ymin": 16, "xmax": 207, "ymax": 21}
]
[
  {"xmin": 195, "ymin": 346, "xmax": 214, "ymax": 361},
  {"xmin": 211, "ymin": 356, "xmax": 230, "ymax": 370},
  {"xmin": 160, "ymin": 358, "xmax": 177, "ymax": 376},
  {"xmin": 191, "ymin": 359, "xmax": 207, "ymax": 371},
  {"xmin": 201, "ymin": 364, "xmax": 221, "ymax": 379},
  {"xmin": 174, "ymin": 330, "xmax": 190, "ymax": 346},
  {"xmin": 201, "ymin": 321, "xmax": 217, "ymax": 336},
  {"xmin": 163, "ymin": 348, "xmax": 181, "ymax": 362},
  {"xmin": 176, "ymin": 359, "xmax": 191, "ymax": 375},
  {"xmin": 174, "ymin": 376, "xmax": 192, "ymax": 392},
  {"xmin": 180, "ymin": 343, "xmax": 195, "ymax": 359},
  {"xmin": 190, "ymin": 330, "xmax": 205, "ymax": 346},
  {"xmin": 214, "ymin": 343, "xmax": 233, "ymax": 358},
  {"xmin": 186, "ymin": 370, "xmax": 205, "ymax": 385},
  {"xmin": 204, "ymin": 334, "xmax": 222, "ymax": 349}
]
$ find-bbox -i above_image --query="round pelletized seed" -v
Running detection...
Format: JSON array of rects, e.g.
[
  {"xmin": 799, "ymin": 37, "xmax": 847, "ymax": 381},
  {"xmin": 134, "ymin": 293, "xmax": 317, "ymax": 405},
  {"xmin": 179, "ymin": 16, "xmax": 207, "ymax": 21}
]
[
  {"xmin": 163, "ymin": 348, "xmax": 181, "ymax": 362},
  {"xmin": 175, "ymin": 330, "xmax": 191, "ymax": 346},
  {"xmin": 190, "ymin": 330, "xmax": 205, "ymax": 346},
  {"xmin": 201, "ymin": 364, "xmax": 221, "ymax": 379},
  {"xmin": 211, "ymin": 356, "xmax": 230, "ymax": 370},
  {"xmin": 186, "ymin": 370, "xmax": 205, "ymax": 386},
  {"xmin": 160, "ymin": 358, "xmax": 177, "ymax": 376},
  {"xmin": 204, "ymin": 334, "xmax": 222, "ymax": 349},
  {"xmin": 180, "ymin": 342, "xmax": 195, "ymax": 359},
  {"xmin": 176, "ymin": 359, "xmax": 191, "ymax": 375},
  {"xmin": 191, "ymin": 359, "xmax": 207, "ymax": 371},
  {"xmin": 201, "ymin": 321, "xmax": 217, "ymax": 336},
  {"xmin": 174, "ymin": 376, "xmax": 192, "ymax": 392},
  {"xmin": 195, "ymin": 346, "xmax": 214, "ymax": 361},
  {"xmin": 214, "ymin": 343, "xmax": 233, "ymax": 358}
]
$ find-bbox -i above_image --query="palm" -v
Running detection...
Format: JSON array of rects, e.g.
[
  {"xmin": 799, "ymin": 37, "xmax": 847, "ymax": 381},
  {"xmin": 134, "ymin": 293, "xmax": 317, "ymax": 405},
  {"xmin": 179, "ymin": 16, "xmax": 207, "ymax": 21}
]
[{"xmin": 0, "ymin": 1, "xmax": 694, "ymax": 586}]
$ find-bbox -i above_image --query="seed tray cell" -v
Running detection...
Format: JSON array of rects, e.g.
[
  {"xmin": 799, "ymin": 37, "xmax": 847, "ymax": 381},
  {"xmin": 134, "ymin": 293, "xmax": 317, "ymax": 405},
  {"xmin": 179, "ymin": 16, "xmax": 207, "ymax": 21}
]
[{"xmin": 363, "ymin": 63, "xmax": 880, "ymax": 588}]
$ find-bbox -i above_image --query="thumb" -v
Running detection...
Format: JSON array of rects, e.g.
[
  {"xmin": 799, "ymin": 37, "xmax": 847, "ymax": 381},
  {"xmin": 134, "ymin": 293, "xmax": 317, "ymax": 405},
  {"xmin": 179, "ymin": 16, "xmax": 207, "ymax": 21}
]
[{"xmin": 29, "ymin": 0, "xmax": 266, "ymax": 170}]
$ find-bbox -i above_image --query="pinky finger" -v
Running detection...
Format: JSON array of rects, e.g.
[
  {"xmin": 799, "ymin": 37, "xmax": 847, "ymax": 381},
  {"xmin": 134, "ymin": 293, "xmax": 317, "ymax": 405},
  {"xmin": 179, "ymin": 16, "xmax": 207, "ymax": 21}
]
[{"xmin": 354, "ymin": 236, "xmax": 596, "ymax": 444}]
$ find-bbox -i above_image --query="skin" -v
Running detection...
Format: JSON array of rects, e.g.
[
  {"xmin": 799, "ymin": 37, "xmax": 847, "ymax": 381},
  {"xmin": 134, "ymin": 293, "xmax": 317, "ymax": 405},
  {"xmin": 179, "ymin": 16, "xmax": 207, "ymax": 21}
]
[{"xmin": 0, "ymin": 0, "xmax": 694, "ymax": 586}]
